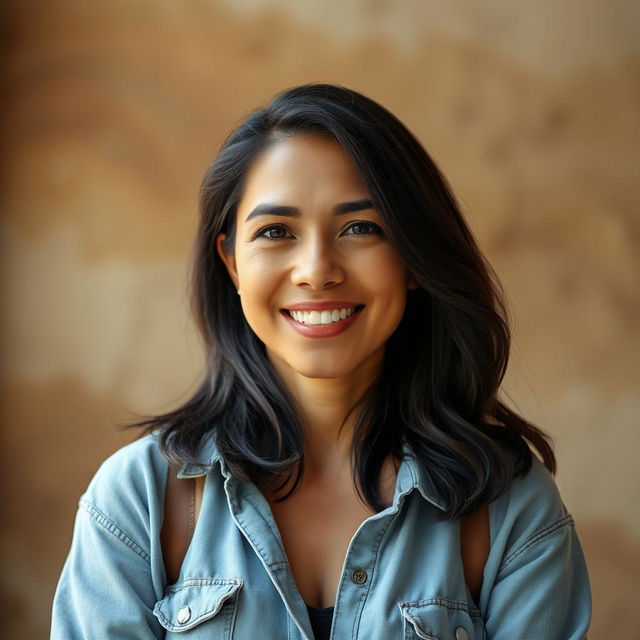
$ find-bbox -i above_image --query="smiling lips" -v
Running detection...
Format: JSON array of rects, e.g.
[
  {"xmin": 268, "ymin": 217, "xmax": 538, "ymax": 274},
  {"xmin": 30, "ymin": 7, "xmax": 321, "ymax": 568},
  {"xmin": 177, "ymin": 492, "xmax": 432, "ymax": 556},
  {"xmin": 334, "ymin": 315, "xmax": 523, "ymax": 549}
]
[
  {"xmin": 280, "ymin": 302, "xmax": 365, "ymax": 337},
  {"xmin": 287, "ymin": 306, "xmax": 357, "ymax": 325}
]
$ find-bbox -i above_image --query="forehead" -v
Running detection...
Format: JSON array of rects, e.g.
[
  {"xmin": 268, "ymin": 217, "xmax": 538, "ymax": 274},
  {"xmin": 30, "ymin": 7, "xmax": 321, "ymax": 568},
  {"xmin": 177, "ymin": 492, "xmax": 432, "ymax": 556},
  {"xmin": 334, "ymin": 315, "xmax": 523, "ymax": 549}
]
[{"xmin": 237, "ymin": 133, "xmax": 369, "ymax": 217}]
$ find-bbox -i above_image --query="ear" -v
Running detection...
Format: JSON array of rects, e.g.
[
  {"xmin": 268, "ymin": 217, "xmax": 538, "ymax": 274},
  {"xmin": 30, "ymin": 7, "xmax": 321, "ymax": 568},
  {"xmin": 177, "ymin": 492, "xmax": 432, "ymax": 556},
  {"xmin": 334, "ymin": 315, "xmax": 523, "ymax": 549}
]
[{"xmin": 215, "ymin": 233, "xmax": 239, "ymax": 290}]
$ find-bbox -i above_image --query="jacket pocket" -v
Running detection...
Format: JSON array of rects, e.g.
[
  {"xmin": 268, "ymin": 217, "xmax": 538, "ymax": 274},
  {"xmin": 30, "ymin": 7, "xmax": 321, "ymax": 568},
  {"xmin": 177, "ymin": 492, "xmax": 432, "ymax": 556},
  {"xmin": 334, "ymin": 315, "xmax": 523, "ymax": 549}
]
[
  {"xmin": 153, "ymin": 577, "xmax": 243, "ymax": 636},
  {"xmin": 399, "ymin": 598, "xmax": 486, "ymax": 640}
]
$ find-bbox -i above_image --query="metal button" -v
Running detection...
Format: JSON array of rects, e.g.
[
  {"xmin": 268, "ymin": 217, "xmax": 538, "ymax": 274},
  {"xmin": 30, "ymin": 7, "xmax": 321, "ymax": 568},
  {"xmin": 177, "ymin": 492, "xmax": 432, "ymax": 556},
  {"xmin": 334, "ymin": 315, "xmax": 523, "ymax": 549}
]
[
  {"xmin": 177, "ymin": 605, "xmax": 191, "ymax": 624},
  {"xmin": 455, "ymin": 627, "xmax": 469, "ymax": 640},
  {"xmin": 350, "ymin": 568, "xmax": 368, "ymax": 585}
]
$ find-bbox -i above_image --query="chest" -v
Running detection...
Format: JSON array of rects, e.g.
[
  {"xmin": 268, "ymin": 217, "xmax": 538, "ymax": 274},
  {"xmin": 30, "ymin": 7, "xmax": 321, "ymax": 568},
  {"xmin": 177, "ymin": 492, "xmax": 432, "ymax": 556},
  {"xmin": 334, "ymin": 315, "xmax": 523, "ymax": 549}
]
[
  {"xmin": 163, "ymin": 469, "xmax": 489, "ymax": 639},
  {"xmin": 264, "ymin": 463, "xmax": 398, "ymax": 609},
  {"xmin": 267, "ymin": 482, "xmax": 376, "ymax": 608}
]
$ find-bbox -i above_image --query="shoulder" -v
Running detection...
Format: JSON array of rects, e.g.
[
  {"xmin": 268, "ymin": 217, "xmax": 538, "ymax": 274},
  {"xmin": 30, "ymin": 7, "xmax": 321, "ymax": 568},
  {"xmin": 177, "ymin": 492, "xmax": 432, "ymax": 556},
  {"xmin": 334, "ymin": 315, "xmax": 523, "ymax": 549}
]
[
  {"xmin": 80, "ymin": 432, "xmax": 169, "ymax": 541},
  {"xmin": 489, "ymin": 454, "xmax": 574, "ymax": 562},
  {"xmin": 52, "ymin": 434, "xmax": 172, "ymax": 635},
  {"xmin": 499, "ymin": 455, "xmax": 566, "ymax": 519},
  {"xmin": 86, "ymin": 432, "xmax": 168, "ymax": 498},
  {"xmin": 480, "ymin": 455, "xmax": 591, "ymax": 636}
]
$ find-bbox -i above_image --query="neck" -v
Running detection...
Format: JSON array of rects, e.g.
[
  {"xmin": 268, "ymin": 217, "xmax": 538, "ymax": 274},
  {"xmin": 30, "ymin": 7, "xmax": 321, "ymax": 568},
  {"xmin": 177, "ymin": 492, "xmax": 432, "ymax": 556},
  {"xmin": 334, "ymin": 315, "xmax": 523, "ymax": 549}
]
[{"xmin": 267, "ymin": 349, "xmax": 383, "ymax": 480}]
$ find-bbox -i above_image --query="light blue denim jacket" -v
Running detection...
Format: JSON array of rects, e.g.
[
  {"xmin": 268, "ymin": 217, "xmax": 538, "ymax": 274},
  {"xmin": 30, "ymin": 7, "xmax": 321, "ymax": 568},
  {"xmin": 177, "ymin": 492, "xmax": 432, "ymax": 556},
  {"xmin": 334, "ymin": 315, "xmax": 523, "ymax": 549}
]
[{"xmin": 51, "ymin": 432, "xmax": 591, "ymax": 639}]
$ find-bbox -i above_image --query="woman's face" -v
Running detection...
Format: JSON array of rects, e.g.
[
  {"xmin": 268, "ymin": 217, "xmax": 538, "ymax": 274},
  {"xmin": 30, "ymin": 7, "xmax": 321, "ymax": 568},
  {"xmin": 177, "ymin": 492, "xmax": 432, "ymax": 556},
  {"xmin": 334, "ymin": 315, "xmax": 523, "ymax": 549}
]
[{"xmin": 216, "ymin": 133, "xmax": 418, "ymax": 382}]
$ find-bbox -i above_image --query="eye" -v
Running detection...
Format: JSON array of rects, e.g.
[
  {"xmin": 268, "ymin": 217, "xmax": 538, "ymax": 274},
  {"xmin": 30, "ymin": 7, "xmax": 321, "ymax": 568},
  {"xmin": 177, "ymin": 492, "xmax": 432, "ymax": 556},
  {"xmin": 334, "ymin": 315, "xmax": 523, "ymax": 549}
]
[
  {"xmin": 255, "ymin": 224, "xmax": 294, "ymax": 240},
  {"xmin": 343, "ymin": 221, "xmax": 383, "ymax": 236}
]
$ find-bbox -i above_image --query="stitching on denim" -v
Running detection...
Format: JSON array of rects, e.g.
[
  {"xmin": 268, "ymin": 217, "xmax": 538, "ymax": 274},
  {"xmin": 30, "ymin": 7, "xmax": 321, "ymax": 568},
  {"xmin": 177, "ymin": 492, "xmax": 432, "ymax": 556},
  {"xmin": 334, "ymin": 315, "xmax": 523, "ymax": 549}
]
[
  {"xmin": 241, "ymin": 494, "xmax": 287, "ymax": 561},
  {"xmin": 79, "ymin": 497, "xmax": 150, "ymax": 563},
  {"xmin": 232, "ymin": 507, "xmax": 290, "ymax": 577},
  {"xmin": 399, "ymin": 598, "xmax": 482, "ymax": 640},
  {"xmin": 399, "ymin": 597, "xmax": 481, "ymax": 616},
  {"xmin": 348, "ymin": 505, "xmax": 397, "ymax": 639},
  {"xmin": 156, "ymin": 582, "xmax": 241, "ymax": 629},
  {"xmin": 155, "ymin": 590, "xmax": 237, "ymax": 631},
  {"xmin": 165, "ymin": 578, "xmax": 243, "ymax": 594},
  {"xmin": 401, "ymin": 609, "xmax": 442, "ymax": 640},
  {"xmin": 499, "ymin": 514, "xmax": 575, "ymax": 571}
]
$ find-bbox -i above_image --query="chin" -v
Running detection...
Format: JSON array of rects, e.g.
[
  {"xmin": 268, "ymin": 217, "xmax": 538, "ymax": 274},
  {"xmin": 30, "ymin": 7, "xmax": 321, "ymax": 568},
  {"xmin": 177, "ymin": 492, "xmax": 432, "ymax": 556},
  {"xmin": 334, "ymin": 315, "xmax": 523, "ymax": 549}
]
[
  {"xmin": 293, "ymin": 362, "xmax": 354, "ymax": 380},
  {"xmin": 280, "ymin": 354, "xmax": 360, "ymax": 380}
]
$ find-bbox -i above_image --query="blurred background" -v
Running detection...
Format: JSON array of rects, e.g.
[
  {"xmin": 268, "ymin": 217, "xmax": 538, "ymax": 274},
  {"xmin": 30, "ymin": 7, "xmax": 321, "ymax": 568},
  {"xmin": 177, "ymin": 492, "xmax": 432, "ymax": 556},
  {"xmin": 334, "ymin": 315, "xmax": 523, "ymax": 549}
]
[{"xmin": 1, "ymin": 0, "xmax": 638, "ymax": 637}]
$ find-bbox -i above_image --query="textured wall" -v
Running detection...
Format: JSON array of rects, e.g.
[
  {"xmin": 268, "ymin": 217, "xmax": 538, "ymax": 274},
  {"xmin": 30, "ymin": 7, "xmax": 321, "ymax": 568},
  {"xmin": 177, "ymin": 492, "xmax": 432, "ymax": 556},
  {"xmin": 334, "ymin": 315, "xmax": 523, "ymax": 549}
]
[{"xmin": 1, "ymin": 1, "xmax": 638, "ymax": 637}]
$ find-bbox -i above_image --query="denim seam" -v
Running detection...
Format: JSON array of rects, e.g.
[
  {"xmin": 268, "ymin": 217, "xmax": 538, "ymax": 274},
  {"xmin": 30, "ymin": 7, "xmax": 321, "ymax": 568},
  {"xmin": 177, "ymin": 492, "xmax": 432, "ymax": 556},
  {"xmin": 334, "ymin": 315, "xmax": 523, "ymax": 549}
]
[
  {"xmin": 399, "ymin": 597, "xmax": 481, "ymax": 616},
  {"xmin": 155, "ymin": 594, "xmax": 236, "ymax": 631},
  {"xmin": 241, "ymin": 494, "xmax": 287, "ymax": 562},
  {"xmin": 346, "ymin": 503, "xmax": 397, "ymax": 639},
  {"xmin": 165, "ymin": 578, "xmax": 243, "ymax": 594},
  {"xmin": 79, "ymin": 497, "xmax": 150, "ymax": 563},
  {"xmin": 499, "ymin": 514, "xmax": 574, "ymax": 571}
]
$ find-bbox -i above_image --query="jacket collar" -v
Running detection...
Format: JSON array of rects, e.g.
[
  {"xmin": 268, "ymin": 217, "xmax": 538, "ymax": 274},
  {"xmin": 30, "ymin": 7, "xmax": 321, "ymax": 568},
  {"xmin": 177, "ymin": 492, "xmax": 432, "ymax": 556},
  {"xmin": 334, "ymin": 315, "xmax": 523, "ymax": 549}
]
[{"xmin": 177, "ymin": 431, "xmax": 447, "ymax": 512}]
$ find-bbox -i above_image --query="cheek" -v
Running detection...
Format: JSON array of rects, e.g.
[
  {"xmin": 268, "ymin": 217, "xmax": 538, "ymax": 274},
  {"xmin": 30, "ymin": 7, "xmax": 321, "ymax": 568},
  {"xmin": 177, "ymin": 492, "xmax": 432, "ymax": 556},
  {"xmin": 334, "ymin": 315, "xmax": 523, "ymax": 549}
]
[
  {"xmin": 364, "ymin": 250, "xmax": 409, "ymax": 295},
  {"xmin": 236, "ymin": 254, "xmax": 283, "ymax": 324},
  {"xmin": 237, "ymin": 251, "xmax": 269, "ymax": 293},
  {"xmin": 375, "ymin": 261, "xmax": 411, "ymax": 326}
]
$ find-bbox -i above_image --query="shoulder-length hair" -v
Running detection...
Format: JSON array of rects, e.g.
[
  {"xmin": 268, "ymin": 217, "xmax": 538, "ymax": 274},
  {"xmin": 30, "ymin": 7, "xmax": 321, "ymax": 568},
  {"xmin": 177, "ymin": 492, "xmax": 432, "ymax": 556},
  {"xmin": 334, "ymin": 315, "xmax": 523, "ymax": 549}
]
[{"xmin": 130, "ymin": 83, "xmax": 554, "ymax": 519}]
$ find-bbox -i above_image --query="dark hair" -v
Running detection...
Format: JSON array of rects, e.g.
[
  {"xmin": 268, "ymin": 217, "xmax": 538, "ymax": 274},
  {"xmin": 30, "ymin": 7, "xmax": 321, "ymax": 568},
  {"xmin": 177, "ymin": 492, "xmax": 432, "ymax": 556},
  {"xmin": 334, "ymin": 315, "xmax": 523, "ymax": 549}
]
[{"xmin": 128, "ymin": 83, "xmax": 555, "ymax": 519}]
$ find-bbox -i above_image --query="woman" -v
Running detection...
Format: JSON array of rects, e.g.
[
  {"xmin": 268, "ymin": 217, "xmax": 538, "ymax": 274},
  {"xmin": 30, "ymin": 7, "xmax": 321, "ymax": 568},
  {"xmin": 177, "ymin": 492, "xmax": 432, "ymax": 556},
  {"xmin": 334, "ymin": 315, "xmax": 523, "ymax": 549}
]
[{"xmin": 51, "ymin": 83, "xmax": 591, "ymax": 639}]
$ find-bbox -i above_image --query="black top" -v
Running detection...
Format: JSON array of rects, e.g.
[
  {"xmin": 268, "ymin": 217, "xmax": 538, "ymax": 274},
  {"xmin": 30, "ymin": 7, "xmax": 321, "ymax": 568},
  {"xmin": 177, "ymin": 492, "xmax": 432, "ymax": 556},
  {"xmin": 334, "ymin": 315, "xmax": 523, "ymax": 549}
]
[{"xmin": 306, "ymin": 603, "xmax": 334, "ymax": 640}]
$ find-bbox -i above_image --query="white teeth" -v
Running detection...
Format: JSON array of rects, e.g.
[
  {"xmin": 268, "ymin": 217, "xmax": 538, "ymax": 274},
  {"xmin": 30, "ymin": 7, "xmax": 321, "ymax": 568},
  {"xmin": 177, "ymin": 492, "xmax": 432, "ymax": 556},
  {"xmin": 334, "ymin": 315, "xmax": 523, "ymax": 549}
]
[{"xmin": 289, "ymin": 307, "xmax": 358, "ymax": 325}]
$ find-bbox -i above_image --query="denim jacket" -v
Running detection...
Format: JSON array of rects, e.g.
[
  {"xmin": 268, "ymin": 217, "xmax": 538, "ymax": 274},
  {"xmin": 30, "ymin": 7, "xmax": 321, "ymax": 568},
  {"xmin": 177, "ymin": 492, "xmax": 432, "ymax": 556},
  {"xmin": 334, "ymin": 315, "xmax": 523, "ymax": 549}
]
[{"xmin": 51, "ymin": 432, "xmax": 591, "ymax": 639}]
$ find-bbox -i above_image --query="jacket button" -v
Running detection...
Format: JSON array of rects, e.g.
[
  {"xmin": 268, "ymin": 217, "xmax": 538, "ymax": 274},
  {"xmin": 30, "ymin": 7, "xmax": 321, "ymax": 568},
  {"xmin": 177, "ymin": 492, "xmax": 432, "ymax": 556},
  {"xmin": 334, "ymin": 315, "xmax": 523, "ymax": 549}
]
[
  {"xmin": 455, "ymin": 627, "xmax": 469, "ymax": 640},
  {"xmin": 350, "ymin": 568, "xmax": 368, "ymax": 585},
  {"xmin": 177, "ymin": 605, "xmax": 192, "ymax": 624}
]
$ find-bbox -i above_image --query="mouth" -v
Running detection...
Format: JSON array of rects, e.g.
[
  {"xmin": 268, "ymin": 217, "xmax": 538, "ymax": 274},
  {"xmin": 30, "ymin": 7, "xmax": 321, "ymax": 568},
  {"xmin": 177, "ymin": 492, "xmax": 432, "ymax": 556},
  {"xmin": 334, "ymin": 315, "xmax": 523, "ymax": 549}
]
[{"xmin": 282, "ymin": 304, "xmax": 365, "ymax": 325}]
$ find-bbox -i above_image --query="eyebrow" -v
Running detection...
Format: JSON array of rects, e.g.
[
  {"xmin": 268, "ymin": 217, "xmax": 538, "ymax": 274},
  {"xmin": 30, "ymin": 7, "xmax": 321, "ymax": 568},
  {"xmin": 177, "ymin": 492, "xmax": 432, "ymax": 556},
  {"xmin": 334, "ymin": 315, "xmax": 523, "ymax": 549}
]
[{"xmin": 244, "ymin": 199, "xmax": 374, "ymax": 223}]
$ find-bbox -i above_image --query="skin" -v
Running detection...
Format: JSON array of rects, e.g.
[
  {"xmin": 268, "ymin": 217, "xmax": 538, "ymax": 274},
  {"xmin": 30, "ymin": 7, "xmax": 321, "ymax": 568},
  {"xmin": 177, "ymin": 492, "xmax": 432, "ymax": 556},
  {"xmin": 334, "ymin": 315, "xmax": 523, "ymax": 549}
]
[
  {"xmin": 215, "ymin": 133, "xmax": 489, "ymax": 607},
  {"xmin": 216, "ymin": 132, "xmax": 418, "ymax": 480}
]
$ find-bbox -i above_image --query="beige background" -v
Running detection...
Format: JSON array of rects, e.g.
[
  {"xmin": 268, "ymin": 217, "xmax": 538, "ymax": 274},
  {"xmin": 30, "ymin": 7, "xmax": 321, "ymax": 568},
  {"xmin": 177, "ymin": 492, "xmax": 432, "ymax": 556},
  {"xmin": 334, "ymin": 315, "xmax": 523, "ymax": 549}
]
[{"xmin": 1, "ymin": 1, "xmax": 638, "ymax": 637}]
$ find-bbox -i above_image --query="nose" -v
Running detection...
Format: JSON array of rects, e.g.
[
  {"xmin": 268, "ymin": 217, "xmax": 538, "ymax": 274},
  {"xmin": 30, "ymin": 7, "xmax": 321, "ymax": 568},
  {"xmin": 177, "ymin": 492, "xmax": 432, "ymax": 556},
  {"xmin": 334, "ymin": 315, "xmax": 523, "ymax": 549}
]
[{"xmin": 290, "ymin": 235, "xmax": 345, "ymax": 289}]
